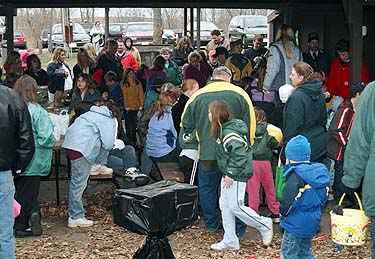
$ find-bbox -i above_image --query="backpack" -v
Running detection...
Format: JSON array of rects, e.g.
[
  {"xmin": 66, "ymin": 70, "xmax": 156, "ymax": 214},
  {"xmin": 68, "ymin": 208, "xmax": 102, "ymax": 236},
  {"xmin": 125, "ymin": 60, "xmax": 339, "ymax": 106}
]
[{"xmin": 252, "ymin": 128, "xmax": 272, "ymax": 160}]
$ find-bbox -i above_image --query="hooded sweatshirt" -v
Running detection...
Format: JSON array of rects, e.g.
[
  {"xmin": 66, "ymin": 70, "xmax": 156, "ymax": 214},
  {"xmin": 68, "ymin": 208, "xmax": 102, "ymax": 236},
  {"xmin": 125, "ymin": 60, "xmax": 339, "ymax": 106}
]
[
  {"xmin": 280, "ymin": 162, "xmax": 330, "ymax": 238},
  {"xmin": 62, "ymin": 105, "xmax": 116, "ymax": 163},
  {"xmin": 283, "ymin": 80, "xmax": 327, "ymax": 161},
  {"xmin": 216, "ymin": 119, "xmax": 253, "ymax": 182}
]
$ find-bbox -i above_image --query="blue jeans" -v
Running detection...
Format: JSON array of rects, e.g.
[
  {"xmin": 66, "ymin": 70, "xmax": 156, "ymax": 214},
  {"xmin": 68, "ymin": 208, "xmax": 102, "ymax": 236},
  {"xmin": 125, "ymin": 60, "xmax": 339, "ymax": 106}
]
[
  {"xmin": 107, "ymin": 145, "xmax": 139, "ymax": 171},
  {"xmin": 0, "ymin": 171, "xmax": 15, "ymax": 259},
  {"xmin": 198, "ymin": 163, "xmax": 222, "ymax": 229},
  {"xmin": 371, "ymin": 217, "xmax": 375, "ymax": 259},
  {"xmin": 68, "ymin": 157, "xmax": 91, "ymax": 219},
  {"xmin": 281, "ymin": 231, "xmax": 314, "ymax": 259}
]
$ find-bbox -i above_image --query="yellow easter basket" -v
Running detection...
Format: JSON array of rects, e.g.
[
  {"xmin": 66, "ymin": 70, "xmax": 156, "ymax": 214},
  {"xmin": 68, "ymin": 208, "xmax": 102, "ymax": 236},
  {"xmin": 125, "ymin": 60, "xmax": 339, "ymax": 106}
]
[{"xmin": 330, "ymin": 192, "xmax": 370, "ymax": 246}]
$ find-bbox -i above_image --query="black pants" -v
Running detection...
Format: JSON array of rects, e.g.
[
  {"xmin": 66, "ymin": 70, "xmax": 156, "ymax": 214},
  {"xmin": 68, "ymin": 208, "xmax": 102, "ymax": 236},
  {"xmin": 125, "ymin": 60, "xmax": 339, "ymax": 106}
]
[
  {"xmin": 124, "ymin": 110, "xmax": 138, "ymax": 146},
  {"xmin": 14, "ymin": 176, "xmax": 41, "ymax": 231},
  {"xmin": 179, "ymin": 155, "xmax": 198, "ymax": 184}
]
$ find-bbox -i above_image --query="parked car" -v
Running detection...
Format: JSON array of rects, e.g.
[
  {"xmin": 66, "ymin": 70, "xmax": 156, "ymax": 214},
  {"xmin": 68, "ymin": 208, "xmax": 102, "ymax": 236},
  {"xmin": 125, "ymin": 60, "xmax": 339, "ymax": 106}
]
[
  {"xmin": 49, "ymin": 23, "xmax": 91, "ymax": 52},
  {"xmin": 162, "ymin": 29, "xmax": 177, "ymax": 45},
  {"xmin": 124, "ymin": 22, "xmax": 154, "ymax": 45},
  {"xmin": 40, "ymin": 29, "xmax": 50, "ymax": 48},
  {"xmin": 109, "ymin": 23, "xmax": 127, "ymax": 40},
  {"xmin": 228, "ymin": 15, "xmax": 268, "ymax": 46},
  {"xmin": 1, "ymin": 31, "xmax": 27, "ymax": 49},
  {"xmin": 187, "ymin": 21, "xmax": 220, "ymax": 47}
]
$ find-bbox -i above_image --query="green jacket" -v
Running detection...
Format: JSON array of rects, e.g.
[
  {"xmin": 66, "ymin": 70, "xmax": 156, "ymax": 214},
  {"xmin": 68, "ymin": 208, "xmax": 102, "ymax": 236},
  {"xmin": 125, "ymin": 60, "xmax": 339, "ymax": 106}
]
[
  {"xmin": 216, "ymin": 119, "xmax": 253, "ymax": 182},
  {"xmin": 164, "ymin": 61, "xmax": 182, "ymax": 86},
  {"xmin": 253, "ymin": 122, "xmax": 279, "ymax": 161},
  {"xmin": 342, "ymin": 82, "xmax": 375, "ymax": 216},
  {"xmin": 181, "ymin": 80, "xmax": 256, "ymax": 161},
  {"xmin": 23, "ymin": 103, "xmax": 55, "ymax": 176}
]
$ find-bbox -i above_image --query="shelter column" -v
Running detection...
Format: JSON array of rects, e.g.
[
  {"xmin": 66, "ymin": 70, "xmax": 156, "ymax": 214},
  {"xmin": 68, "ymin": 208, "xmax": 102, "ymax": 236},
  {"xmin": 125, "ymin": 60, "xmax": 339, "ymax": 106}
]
[
  {"xmin": 347, "ymin": 0, "xmax": 364, "ymax": 86},
  {"xmin": 196, "ymin": 8, "xmax": 201, "ymax": 50},
  {"xmin": 4, "ymin": 4, "xmax": 15, "ymax": 55},
  {"xmin": 105, "ymin": 7, "xmax": 110, "ymax": 41},
  {"xmin": 190, "ymin": 8, "xmax": 194, "ymax": 46},
  {"xmin": 184, "ymin": 8, "xmax": 188, "ymax": 37}
]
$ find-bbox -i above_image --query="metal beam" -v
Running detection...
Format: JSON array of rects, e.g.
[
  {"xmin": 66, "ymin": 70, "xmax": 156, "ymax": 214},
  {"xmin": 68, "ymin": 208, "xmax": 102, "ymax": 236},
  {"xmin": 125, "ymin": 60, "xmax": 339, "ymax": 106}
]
[
  {"xmin": 196, "ymin": 7, "xmax": 201, "ymax": 50},
  {"xmin": 4, "ymin": 5, "xmax": 14, "ymax": 55},
  {"xmin": 183, "ymin": 8, "xmax": 188, "ymax": 37},
  {"xmin": 190, "ymin": 8, "xmax": 194, "ymax": 45},
  {"xmin": 348, "ymin": 0, "xmax": 364, "ymax": 86},
  {"xmin": 105, "ymin": 7, "xmax": 110, "ymax": 40}
]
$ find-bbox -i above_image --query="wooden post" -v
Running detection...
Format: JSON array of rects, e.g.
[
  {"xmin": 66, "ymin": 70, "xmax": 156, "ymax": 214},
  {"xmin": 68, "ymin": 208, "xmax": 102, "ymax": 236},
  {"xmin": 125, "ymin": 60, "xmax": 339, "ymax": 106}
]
[
  {"xmin": 347, "ymin": 0, "xmax": 364, "ymax": 86},
  {"xmin": 4, "ymin": 5, "xmax": 14, "ymax": 55},
  {"xmin": 105, "ymin": 7, "xmax": 110, "ymax": 41},
  {"xmin": 190, "ymin": 8, "xmax": 194, "ymax": 46},
  {"xmin": 197, "ymin": 8, "xmax": 201, "ymax": 50},
  {"xmin": 184, "ymin": 8, "xmax": 188, "ymax": 37}
]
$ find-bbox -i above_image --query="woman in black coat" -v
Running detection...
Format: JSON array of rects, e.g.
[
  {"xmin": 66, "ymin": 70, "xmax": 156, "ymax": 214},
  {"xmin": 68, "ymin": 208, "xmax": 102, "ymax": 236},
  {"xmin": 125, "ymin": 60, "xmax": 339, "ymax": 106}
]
[
  {"xmin": 172, "ymin": 37, "xmax": 193, "ymax": 67},
  {"xmin": 283, "ymin": 62, "xmax": 327, "ymax": 163},
  {"xmin": 25, "ymin": 54, "xmax": 48, "ymax": 86}
]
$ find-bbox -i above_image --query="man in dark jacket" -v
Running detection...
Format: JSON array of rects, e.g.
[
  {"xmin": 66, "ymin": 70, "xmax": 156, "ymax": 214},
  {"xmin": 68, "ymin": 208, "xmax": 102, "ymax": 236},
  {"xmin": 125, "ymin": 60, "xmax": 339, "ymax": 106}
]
[
  {"xmin": 341, "ymin": 82, "xmax": 375, "ymax": 258},
  {"xmin": 302, "ymin": 32, "xmax": 330, "ymax": 77},
  {"xmin": 0, "ymin": 85, "xmax": 35, "ymax": 259},
  {"xmin": 244, "ymin": 35, "xmax": 268, "ymax": 68},
  {"xmin": 94, "ymin": 39, "xmax": 123, "ymax": 84}
]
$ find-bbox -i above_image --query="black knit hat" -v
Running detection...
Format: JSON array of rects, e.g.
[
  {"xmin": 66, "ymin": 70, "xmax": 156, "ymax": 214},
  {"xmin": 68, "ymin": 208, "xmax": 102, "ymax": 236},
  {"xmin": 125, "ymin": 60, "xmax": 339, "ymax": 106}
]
[
  {"xmin": 350, "ymin": 82, "xmax": 366, "ymax": 98},
  {"xmin": 308, "ymin": 32, "xmax": 319, "ymax": 42}
]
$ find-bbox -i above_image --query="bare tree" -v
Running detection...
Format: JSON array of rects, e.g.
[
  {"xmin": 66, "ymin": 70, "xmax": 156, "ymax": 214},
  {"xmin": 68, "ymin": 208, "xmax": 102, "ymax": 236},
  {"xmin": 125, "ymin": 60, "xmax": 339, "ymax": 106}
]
[
  {"xmin": 153, "ymin": 8, "xmax": 162, "ymax": 44},
  {"xmin": 79, "ymin": 8, "xmax": 95, "ymax": 23},
  {"xmin": 18, "ymin": 8, "xmax": 52, "ymax": 49}
]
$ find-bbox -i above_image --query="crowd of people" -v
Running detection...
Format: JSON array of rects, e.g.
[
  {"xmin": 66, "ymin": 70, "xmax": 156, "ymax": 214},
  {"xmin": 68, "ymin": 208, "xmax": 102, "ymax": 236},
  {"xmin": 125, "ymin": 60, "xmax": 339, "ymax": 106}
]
[{"xmin": 0, "ymin": 22, "xmax": 374, "ymax": 259}]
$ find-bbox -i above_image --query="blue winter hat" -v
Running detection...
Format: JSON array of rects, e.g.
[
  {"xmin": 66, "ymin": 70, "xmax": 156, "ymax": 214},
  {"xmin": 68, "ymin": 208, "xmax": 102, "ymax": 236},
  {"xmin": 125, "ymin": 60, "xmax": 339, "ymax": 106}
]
[{"xmin": 285, "ymin": 135, "xmax": 311, "ymax": 162}]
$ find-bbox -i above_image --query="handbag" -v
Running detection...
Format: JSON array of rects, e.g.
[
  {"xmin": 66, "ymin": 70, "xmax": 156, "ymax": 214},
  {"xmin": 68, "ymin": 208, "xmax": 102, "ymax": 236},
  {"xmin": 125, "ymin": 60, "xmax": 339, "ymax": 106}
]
[{"xmin": 275, "ymin": 157, "xmax": 285, "ymax": 201}]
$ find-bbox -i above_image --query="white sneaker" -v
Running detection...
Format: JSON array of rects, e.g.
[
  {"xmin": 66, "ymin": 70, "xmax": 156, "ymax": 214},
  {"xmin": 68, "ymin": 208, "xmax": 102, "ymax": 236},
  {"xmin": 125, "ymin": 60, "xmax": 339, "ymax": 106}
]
[
  {"xmin": 261, "ymin": 218, "xmax": 273, "ymax": 246},
  {"xmin": 90, "ymin": 164, "xmax": 113, "ymax": 176},
  {"xmin": 98, "ymin": 165, "xmax": 113, "ymax": 175},
  {"xmin": 210, "ymin": 241, "xmax": 239, "ymax": 251},
  {"xmin": 68, "ymin": 217, "xmax": 94, "ymax": 228},
  {"xmin": 90, "ymin": 164, "xmax": 102, "ymax": 176}
]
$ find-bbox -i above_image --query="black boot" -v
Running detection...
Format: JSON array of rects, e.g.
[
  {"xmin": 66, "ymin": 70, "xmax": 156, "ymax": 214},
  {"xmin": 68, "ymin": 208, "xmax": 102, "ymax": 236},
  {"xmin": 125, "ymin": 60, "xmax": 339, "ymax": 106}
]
[{"xmin": 30, "ymin": 211, "xmax": 42, "ymax": 236}]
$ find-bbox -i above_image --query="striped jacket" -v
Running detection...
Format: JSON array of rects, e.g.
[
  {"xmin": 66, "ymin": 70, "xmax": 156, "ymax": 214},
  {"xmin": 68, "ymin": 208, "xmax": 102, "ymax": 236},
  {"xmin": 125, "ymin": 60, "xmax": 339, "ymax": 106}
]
[{"xmin": 327, "ymin": 100, "xmax": 355, "ymax": 161}]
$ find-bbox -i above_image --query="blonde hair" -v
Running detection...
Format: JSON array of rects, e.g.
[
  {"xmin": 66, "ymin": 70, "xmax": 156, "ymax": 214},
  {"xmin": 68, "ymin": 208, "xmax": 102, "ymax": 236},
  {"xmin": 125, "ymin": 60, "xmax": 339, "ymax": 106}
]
[
  {"xmin": 176, "ymin": 36, "xmax": 192, "ymax": 49},
  {"xmin": 188, "ymin": 51, "xmax": 202, "ymax": 64},
  {"xmin": 275, "ymin": 25, "xmax": 296, "ymax": 59},
  {"xmin": 182, "ymin": 79, "xmax": 199, "ymax": 92},
  {"xmin": 293, "ymin": 62, "xmax": 314, "ymax": 82},
  {"xmin": 51, "ymin": 47, "xmax": 66, "ymax": 63},
  {"xmin": 13, "ymin": 74, "xmax": 38, "ymax": 104},
  {"xmin": 83, "ymin": 43, "xmax": 97, "ymax": 60}
]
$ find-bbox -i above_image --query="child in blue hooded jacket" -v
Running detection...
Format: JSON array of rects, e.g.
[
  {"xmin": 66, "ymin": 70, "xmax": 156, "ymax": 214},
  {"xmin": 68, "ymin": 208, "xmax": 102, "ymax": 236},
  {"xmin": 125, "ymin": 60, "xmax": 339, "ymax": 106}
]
[
  {"xmin": 63, "ymin": 104, "xmax": 116, "ymax": 228},
  {"xmin": 281, "ymin": 135, "xmax": 330, "ymax": 259}
]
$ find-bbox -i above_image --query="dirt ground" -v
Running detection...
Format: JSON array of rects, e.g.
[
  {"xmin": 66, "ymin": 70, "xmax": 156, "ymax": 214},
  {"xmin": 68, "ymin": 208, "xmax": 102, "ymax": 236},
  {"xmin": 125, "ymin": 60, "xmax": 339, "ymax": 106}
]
[{"xmin": 16, "ymin": 187, "xmax": 372, "ymax": 259}]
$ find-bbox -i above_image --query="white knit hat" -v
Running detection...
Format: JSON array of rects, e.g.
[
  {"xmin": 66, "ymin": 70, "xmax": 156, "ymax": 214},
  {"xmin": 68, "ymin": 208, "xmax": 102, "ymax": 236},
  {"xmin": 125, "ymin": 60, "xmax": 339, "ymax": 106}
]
[{"xmin": 279, "ymin": 84, "xmax": 295, "ymax": 103}]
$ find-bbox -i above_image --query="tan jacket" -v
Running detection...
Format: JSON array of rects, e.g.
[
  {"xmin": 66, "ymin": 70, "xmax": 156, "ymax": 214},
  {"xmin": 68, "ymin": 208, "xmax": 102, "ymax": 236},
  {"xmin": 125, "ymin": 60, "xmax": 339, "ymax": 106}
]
[{"xmin": 121, "ymin": 81, "xmax": 144, "ymax": 110}]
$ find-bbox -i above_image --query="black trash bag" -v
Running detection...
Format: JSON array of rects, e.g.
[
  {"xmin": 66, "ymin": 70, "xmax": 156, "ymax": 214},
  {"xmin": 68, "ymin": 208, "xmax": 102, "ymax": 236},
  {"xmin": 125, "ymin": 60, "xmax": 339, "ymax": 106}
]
[
  {"xmin": 133, "ymin": 236, "xmax": 175, "ymax": 259},
  {"xmin": 112, "ymin": 180, "xmax": 198, "ymax": 235},
  {"xmin": 112, "ymin": 181, "xmax": 198, "ymax": 258}
]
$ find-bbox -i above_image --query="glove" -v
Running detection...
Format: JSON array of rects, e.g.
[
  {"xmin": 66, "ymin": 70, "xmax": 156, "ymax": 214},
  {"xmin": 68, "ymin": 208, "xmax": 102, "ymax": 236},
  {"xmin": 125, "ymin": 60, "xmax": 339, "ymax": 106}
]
[{"xmin": 338, "ymin": 181, "xmax": 357, "ymax": 195}]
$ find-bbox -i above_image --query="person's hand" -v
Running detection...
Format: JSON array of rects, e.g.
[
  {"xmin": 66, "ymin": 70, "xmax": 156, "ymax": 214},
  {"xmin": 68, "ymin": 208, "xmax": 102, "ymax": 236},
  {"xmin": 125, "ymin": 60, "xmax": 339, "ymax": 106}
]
[
  {"xmin": 224, "ymin": 175, "xmax": 233, "ymax": 188},
  {"xmin": 324, "ymin": 91, "xmax": 331, "ymax": 99},
  {"xmin": 338, "ymin": 181, "xmax": 356, "ymax": 195}
]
